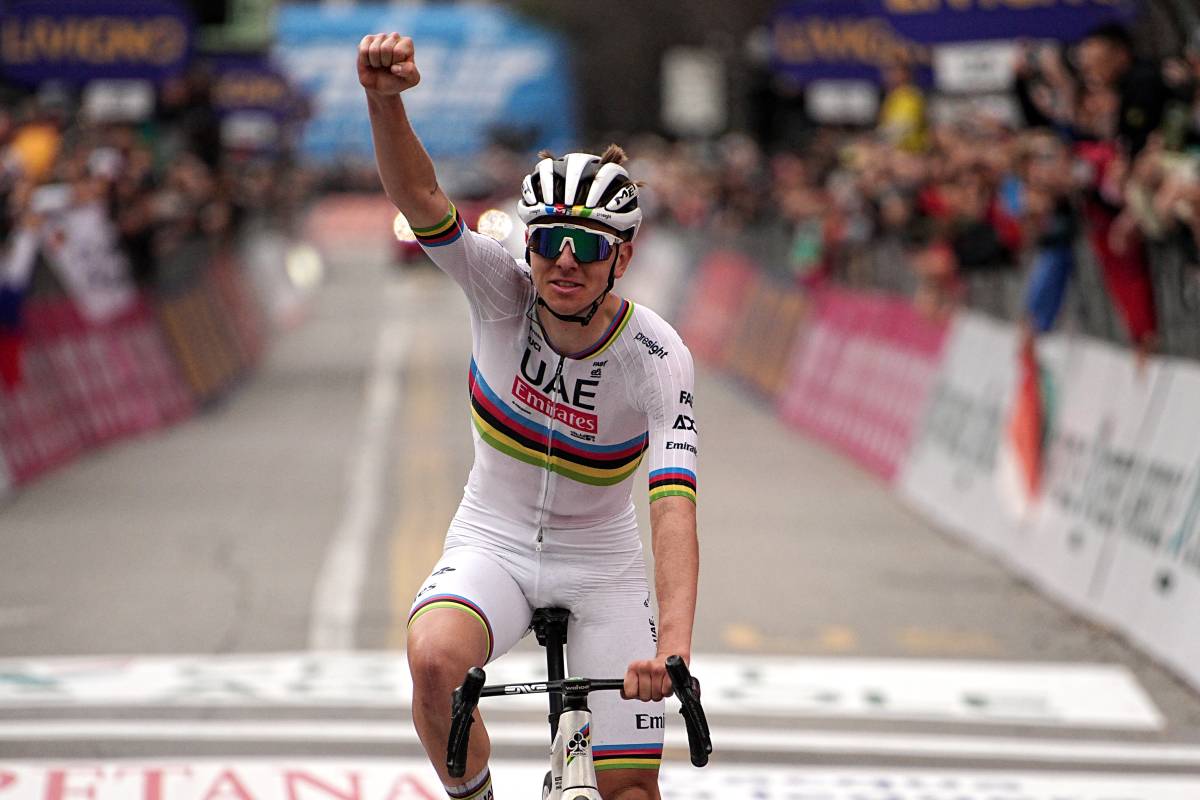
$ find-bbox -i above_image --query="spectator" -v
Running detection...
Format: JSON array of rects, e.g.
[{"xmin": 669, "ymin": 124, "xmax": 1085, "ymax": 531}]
[{"xmin": 877, "ymin": 58, "xmax": 927, "ymax": 154}]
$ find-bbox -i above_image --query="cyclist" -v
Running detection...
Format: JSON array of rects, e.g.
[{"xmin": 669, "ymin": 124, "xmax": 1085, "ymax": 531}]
[{"xmin": 359, "ymin": 33, "xmax": 699, "ymax": 800}]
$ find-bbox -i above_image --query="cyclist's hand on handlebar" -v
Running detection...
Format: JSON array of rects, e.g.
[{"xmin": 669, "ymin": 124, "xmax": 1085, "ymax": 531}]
[
  {"xmin": 623, "ymin": 654, "xmax": 686, "ymax": 702},
  {"xmin": 358, "ymin": 33, "xmax": 420, "ymax": 96}
]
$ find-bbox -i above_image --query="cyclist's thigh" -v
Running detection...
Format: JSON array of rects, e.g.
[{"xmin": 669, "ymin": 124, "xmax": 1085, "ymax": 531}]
[
  {"xmin": 564, "ymin": 563, "xmax": 663, "ymax": 776},
  {"xmin": 407, "ymin": 545, "xmax": 532, "ymax": 665}
]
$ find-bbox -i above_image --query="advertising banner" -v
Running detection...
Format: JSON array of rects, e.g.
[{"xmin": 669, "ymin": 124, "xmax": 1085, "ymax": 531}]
[
  {"xmin": 0, "ymin": 0, "xmax": 193, "ymax": 86},
  {"xmin": 770, "ymin": 0, "xmax": 1133, "ymax": 85},
  {"xmin": 275, "ymin": 5, "xmax": 576, "ymax": 162},
  {"xmin": 1091, "ymin": 362, "xmax": 1200, "ymax": 689},
  {"xmin": 677, "ymin": 250, "xmax": 760, "ymax": 367},
  {"xmin": 39, "ymin": 202, "xmax": 138, "ymax": 325},
  {"xmin": 778, "ymin": 286, "xmax": 945, "ymax": 481},
  {"xmin": 1020, "ymin": 339, "xmax": 1165, "ymax": 612},
  {"xmin": 897, "ymin": 313, "xmax": 1018, "ymax": 555},
  {"xmin": 879, "ymin": 0, "xmax": 1135, "ymax": 45},
  {"xmin": 771, "ymin": 1, "xmax": 931, "ymax": 84}
]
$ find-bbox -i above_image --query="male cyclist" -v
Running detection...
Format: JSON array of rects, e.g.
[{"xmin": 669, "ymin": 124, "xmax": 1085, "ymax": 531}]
[{"xmin": 360, "ymin": 33, "xmax": 699, "ymax": 800}]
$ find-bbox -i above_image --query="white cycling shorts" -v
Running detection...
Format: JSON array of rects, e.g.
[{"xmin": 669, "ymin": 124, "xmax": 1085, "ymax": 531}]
[{"xmin": 408, "ymin": 530, "xmax": 665, "ymax": 773}]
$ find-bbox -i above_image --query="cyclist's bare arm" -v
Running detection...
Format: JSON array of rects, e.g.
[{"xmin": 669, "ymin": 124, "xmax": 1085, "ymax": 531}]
[
  {"xmin": 359, "ymin": 33, "xmax": 449, "ymax": 228},
  {"xmin": 625, "ymin": 495, "xmax": 698, "ymax": 702}
]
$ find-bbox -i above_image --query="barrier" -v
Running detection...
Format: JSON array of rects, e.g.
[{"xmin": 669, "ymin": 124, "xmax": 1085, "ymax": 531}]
[
  {"xmin": 0, "ymin": 244, "xmax": 270, "ymax": 489},
  {"xmin": 1089, "ymin": 361, "xmax": 1200, "ymax": 689},
  {"xmin": 678, "ymin": 250, "xmax": 760, "ymax": 366},
  {"xmin": 778, "ymin": 285, "xmax": 946, "ymax": 481}
]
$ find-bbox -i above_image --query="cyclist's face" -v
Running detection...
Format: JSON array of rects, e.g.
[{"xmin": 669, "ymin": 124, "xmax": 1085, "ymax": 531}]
[{"xmin": 528, "ymin": 222, "xmax": 632, "ymax": 314}]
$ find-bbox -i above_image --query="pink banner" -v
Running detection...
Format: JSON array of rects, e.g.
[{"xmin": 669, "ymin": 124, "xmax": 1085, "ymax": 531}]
[
  {"xmin": 0, "ymin": 296, "xmax": 193, "ymax": 486},
  {"xmin": 777, "ymin": 285, "xmax": 947, "ymax": 481},
  {"xmin": 677, "ymin": 251, "xmax": 759, "ymax": 366}
]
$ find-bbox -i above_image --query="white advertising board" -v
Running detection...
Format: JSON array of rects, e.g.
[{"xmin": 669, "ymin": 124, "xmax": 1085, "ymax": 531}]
[
  {"xmin": 897, "ymin": 313, "xmax": 1018, "ymax": 557},
  {"xmin": 1091, "ymin": 360, "xmax": 1200, "ymax": 690},
  {"xmin": 1020, "ymin": 338, "xmax": 1165, "ymax": 613}
]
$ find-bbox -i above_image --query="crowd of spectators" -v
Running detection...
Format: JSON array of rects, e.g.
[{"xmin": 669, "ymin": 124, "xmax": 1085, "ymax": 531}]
[
  {"xmin": 631, "ymin": 23, "xmax": 1200, "ymax": 361},
  {"xmin": 0, "ymin": 69, "xmax": 308, "ymax": 298}
]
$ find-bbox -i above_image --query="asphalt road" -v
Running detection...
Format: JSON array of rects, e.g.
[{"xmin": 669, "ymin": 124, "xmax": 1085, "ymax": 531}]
[{"xmin": 1, "ymin": 230, "xmax": 1199, "ymax": 798}]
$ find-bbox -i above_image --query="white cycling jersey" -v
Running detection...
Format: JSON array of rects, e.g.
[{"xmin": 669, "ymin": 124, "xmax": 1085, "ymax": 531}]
[
  {"xmin": 412, "ymin": 204, "xmax": 698, "ymax": 550},
  {"xmin": 406, "ymin": 203, "xmax": 697, "ymax": 769}
]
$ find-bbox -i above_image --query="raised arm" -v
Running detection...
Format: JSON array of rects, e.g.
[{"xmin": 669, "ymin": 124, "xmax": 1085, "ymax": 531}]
[{"xmin": 359, "ymin": 33, "xmax": 449, "ymax": 229}]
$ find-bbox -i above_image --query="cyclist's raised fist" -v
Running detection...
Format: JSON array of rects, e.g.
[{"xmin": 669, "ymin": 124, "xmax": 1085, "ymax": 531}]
[{"xmin": 358, "ymin": 33, "xmax": 420, "ymax": 95}]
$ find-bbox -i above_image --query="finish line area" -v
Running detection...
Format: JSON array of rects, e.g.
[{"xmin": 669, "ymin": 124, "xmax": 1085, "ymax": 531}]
[{"xmin": 1, "ymin": 760, "xmax": 1199, "ymax": 800}]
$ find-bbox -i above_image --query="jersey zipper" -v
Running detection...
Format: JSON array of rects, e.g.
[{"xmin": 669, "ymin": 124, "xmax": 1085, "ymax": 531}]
[{"xmin": 535, "ymin": 353, "xmax": 567, "ymax": 552}]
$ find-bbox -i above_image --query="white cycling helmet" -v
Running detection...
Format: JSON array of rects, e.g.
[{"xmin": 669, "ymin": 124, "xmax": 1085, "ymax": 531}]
[{"xmin": 517, "ymin": 150, "xmax": 643, "ymax": 241}]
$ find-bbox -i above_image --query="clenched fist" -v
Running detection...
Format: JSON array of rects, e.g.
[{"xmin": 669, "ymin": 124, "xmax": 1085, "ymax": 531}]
[{"xmin": 358, "ymin": 33, "xmax": 420, "ymax": 96}]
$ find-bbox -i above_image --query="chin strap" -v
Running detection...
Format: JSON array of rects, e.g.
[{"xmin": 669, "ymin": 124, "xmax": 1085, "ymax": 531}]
[{"xmin": 528, "ymin": 244, "xmax": 620, "ymax": 327}]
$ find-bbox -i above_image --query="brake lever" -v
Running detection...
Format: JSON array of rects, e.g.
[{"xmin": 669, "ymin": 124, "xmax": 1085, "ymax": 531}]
[
  {"xmin": 665, "ymin": 655, "xmax": 712, "ymax": 767},
  {"xmin": 446, "ymin": 666, "xmax": 486, "ymax": 778}
]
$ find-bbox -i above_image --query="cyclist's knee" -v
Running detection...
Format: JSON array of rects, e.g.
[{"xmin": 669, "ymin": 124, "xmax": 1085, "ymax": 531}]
[
  {"xmin": 597, "ymin": 770, "xmax": 659, "ymax": 800},
  {"xmin": 407, "ymin": 609, "xmax": 489, "ymax": 695}
]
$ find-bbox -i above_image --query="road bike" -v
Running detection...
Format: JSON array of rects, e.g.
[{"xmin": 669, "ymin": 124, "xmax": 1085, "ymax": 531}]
[{"xmin": 447, "ymin": 607, "xmax": 712, "ymax": 799}]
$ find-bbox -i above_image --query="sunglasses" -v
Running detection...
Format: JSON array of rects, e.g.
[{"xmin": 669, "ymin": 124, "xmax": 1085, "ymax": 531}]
[{"xmin": 527, "ymin": 224, "xmax": 622, "ymax": 263}]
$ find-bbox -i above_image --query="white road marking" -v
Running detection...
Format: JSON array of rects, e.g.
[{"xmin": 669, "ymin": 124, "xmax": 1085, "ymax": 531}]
[
  {"xmin": 308, "ymin": 286, "xmax": 410, "ymax": 651},
  {"xmin": 3, "ymin": 720, "xmax": 1200, "ymax": 767},
  {"xmin": 0, "ymin": 760, "xmax": 1198, "ymax": 800},
  {"xmin": 0, "ymin": 651, "xmax": 1162, "ymax": 730}
]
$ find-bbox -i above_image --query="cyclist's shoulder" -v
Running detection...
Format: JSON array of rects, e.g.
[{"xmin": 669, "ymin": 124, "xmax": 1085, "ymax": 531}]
[{"xmin": 623, "ymin": 301, "xmax": 690, "ymax": 363}]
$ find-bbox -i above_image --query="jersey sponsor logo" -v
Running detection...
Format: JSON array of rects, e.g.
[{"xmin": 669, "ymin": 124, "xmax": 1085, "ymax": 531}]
[
  {"xmin": 591, "ymin": 359, "xmax": 608, "ymax": 379},
  {"xmin": 667, "ymin": 441, "xmax": 698, "ymax": 455},
  {"xmin": 679, "ymin": 390, "xmax": 694, "ymax": 407},
  {"xmin": 636, "ymin": 712, "xmax": 665, "ymax": 730},
  {"xmin": 633, "ymin": 331, "xmax": 669, "ymax": 359},
  {"xmin": 520, "ymin": 348, "xmax": 600, "ymax": 411},
  {"xmin": 673, "ymin": 414, "xmax": 697, "ymax": 432},
  {"xmin": 513, "ymin": 375, "xmax": 599, "ymax": 434},
  {"xmin": 569, "ymin": 430, "xmax": 597, "ymax": 443}
]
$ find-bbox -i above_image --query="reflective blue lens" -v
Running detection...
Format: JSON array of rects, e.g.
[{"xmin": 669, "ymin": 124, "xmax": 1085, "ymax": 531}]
[{"xmin": 529, "ymin": 227, "xmax": 614, "ymax": 262}]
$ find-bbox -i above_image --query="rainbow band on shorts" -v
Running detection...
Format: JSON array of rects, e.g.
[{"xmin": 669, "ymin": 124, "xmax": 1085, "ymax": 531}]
[
  {"xmin": 593, "ymin": 743, "xmax": 663, "ymax": 771},
  {"xmin": 408, "ymin": 593, "xmax": 494, "ymax": 662}
]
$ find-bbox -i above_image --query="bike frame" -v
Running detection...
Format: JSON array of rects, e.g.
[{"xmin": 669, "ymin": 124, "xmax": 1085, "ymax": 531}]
[{"xmin": 447, "ymin": 608, "xmax": 710, "ymax": 800}]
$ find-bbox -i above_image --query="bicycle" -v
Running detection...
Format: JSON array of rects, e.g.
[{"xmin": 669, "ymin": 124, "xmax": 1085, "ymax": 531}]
[{"xmin": 447, "ymin": 607, "xmax": 713, "ymax": 800}]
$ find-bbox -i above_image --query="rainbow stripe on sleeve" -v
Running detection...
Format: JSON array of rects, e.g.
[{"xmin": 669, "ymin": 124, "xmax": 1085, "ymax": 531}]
[
  {"xmin": 412, "ymin": 204, "xmax": 465, "ymax": 247},
  {"xmin": 649, "ymin": 467, "xmax": 696, "ymax": 503},
  {"xmin": 593, "ymin": 743, "xmax": 663, "ymax": 772}
]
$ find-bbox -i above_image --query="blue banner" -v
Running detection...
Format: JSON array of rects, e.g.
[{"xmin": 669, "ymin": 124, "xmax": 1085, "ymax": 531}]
[
  {"xmin": 877, "ymin": 0, "xmax": 1136, "ymax": 45},
  {"xmin": 772, "ymin": 0, "xmax": 1136, "ymax": 83},
  {"xmin": 275, "ymin": 4, "xmax": 577, "ymax": 163},
  {"xmin": 211, "ymin": 55, "xmax": 300, "ymax": 120},
  {"xmin": 0, "ymin": 0, "xmax": 194, "ymax": 85},
  {"xmin": 772, "ymin": 1, "xmax": 932, "ymax": 83}
]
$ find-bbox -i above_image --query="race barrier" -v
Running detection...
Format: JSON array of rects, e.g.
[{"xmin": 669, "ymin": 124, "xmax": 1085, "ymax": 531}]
[
  {"xmin": 778, "ymin": 285, "xmax": 946, "ymax": 481},
  {"xmin": 679, "ymin": 244, "xmax": 1200, "ymax": 693},
  {"xmin": 0, "ymin": 246, "xmax": 271, "ymax": 492}
]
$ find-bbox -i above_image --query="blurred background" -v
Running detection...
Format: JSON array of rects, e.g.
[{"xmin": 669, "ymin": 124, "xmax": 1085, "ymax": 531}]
[{"xmin": 2, "ymin": 0, "xmax": 1200, "ymax": 797}]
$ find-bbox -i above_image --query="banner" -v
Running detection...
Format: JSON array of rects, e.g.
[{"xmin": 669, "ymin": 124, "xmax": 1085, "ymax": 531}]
[
  {"xmin": 771, "ymin": 1, "xmax": 931, "ymax": 84},
  {"xmin": 879, "ymin": 0, "xmax": 1136, "ymax": 45},
  {"xmin": 778, "ymin": 286, "xmax": 945, "ymax": 481},
  {"xmin": 898, "ymin": 313, "xmax": 1019, "ymax": 555},
  {"xmin": 1091, "ymin": 362, "xmax": 1200, "ymax": 689},
  {"xmin": 0, "ymin": 0, "xmax": 193, "ymax": 86},
  {"xmin": 1019, "ymin": 339, "xmax": 1165, "ymax": 612},
  {"xmin": 39, "ymin": 202, "xmax": 138, "ymax": 325},
  {"xmin": 275, "ymin": 5, "xmax": 576, "ymax": 162},
  {"xmin": 676, "ymin": 251, "xmax": 760, "ymax": 367},
  {"xmin": 770, "ymin": 0, "xmax": 1133, "ymax": 84}
]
